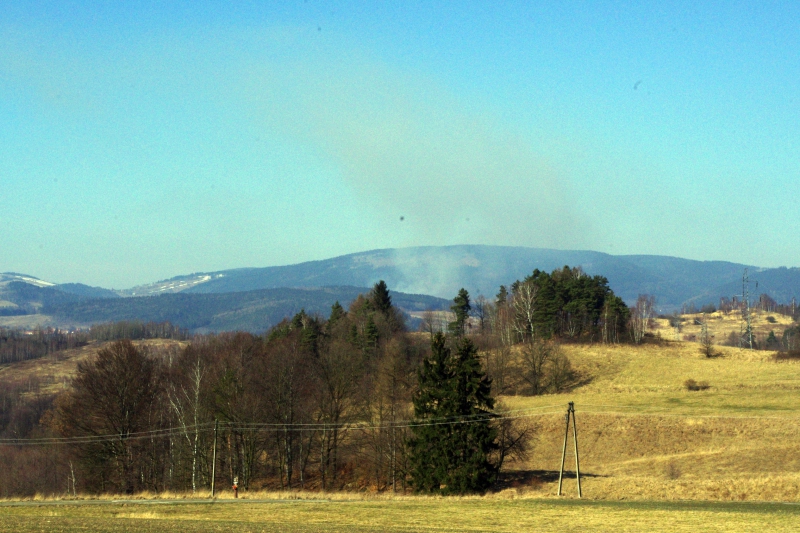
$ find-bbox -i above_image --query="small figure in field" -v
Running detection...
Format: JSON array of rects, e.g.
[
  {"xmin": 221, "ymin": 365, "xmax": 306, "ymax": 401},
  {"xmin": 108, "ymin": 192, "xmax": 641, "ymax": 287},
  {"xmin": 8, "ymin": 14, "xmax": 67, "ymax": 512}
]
[{"xmin": 232, "ymin": 476, "xmax": 239, "ymax": 498}]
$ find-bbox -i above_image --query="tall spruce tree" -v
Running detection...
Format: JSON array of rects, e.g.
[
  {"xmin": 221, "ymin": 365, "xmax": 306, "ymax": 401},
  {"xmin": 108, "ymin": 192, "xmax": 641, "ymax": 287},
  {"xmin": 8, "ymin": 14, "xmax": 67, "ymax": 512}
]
[
  {"xmin": 448, "ymin": 288, "xmax": 472, "ymax": 337},
  {"xmin": 408, "ymin": 333, "xmax": 498, "ymax": 494},
  {"xmin": 368, "ymin": 280, "xmax": 406, "ymax": 333},
  {"xmin": 329, "ymin": 301, "xmax": 346, "ymax": 324},
  {"xmin": 370, "ymin": 280, "xmax": 393, "ymax": 315},
  {"xmin": 496, "ymin": 285, "xmax": 508, "ymax": 306}
]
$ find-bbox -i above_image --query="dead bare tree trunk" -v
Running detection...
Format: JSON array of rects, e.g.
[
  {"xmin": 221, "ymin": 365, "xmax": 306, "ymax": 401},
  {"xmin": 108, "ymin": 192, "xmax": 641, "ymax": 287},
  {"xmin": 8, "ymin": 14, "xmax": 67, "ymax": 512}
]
[{"xmin": 512, "ymin": 282, "xmax": 538, "ymax": 342}]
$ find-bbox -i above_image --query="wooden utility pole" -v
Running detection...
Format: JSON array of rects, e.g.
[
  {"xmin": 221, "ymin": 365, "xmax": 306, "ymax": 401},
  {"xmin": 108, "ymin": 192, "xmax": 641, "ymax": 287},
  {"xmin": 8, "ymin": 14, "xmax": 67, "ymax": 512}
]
[
  {"xmin": 557, "ymin": 402, "xmax": 582, "ymax": 498},
  {"xmin": 557, "ymin": 410, "xmax": 569, "ymax": 494},
  {"xmin": 742, "ymin": 269, "xmax": 755, "ymax": 349},
  {"xmin": 211, "ymin": 419, "xmax": 218, "ymax": 497}
]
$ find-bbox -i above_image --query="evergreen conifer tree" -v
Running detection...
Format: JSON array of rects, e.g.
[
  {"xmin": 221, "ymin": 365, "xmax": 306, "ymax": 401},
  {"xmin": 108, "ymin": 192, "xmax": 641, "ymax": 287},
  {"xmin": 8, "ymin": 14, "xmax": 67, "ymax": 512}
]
[
  {"xmin": 496, "ymin": 285, "xmax": 508, "ymax": 306},
  {"xmin": 329, "ymin": 301, "xmax": 346, "ymax": 325},
  {"xmin": 364, "ymin": 316, "xmax": 379, "ymax": 350},
  {"xmin": 448, "ymin": 288, "xmax": 471, "ymax": 337},
  {"xmin": 370, "ymin": 280, "xmax": 393, "ymax": 315},
  {"xmin": 291, "ymin": 309, "xmax": 307, "ymax": 329},
  {"xmin": 408, "ymin": 333, "xmax": 498, "ymax": 494}
]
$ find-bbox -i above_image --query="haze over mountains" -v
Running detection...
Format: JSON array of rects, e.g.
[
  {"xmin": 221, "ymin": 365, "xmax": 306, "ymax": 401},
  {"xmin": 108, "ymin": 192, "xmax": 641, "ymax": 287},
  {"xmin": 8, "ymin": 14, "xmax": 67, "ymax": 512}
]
[
  {"xmin": 2, "ymin": 246, "xmax": 799, "ymax": 333},
  {"xmin": 93, "ymin": 246, "xmax": 800, "ymax": 307}
]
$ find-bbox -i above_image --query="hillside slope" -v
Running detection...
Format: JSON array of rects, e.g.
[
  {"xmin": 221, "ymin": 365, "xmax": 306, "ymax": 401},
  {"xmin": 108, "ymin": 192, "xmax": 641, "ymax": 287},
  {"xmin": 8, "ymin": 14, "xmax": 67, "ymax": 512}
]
[
  {"xmin": 38, "ymin": 286, "xmax": 448, "ymax": 333},
  {"xmin": 502, "ymin": 341, "xmax": 800, "ymax": 501},
  {"xmin": 5, "ymin": 246, "xmax": 800, "ymax": 318},
  {"xmin": 168, "ymin": 246, "xmax": 799, "ymax": 308}
]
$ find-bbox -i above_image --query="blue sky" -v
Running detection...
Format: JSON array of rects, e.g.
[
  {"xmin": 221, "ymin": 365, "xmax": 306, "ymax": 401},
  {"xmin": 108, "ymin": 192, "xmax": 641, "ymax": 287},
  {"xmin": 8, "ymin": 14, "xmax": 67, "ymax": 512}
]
[{"xmin": 2, "ymin": 1, "xmax": 799, "ymax": 288}]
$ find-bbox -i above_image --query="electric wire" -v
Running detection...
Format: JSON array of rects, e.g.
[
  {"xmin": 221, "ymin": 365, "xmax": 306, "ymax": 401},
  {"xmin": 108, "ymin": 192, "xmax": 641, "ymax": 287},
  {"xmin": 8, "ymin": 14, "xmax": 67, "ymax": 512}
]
[
  {"xmin": 0, "ymin": 408, "xmax": 566, "ymax": 446},
  {"xmin": 2, "ymin": 402, "xmax": 799, "ymax": 446}
]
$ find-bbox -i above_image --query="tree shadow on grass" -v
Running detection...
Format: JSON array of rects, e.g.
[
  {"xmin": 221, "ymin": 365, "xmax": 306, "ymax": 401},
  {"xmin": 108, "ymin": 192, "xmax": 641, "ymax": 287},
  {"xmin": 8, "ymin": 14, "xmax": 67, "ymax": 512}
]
[
  {"xmin": 560, "ymin": 372, "xmax": 595, "ymax": 393},
  {"xmin": 493, "ymin": 469, "xmax": 605, "ymax": 491}
]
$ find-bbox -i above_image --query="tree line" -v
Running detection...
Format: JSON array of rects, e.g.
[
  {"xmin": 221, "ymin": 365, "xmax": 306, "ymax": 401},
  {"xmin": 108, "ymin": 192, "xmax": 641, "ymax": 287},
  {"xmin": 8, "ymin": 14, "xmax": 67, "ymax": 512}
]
[
  {"xmin": 0, "ymin": 328, "xmax": 89, "ymax": 365},
  {"xmin": 1, "ymin": 268, "xmax": 634, "ymax": 497},
  {"xmin": 0, "ymin": 321, "xmax": 188, "ymax": 365},
  {"xmin": 2, "ymin": 283, "xmax": 428, "ymax": 496},
  {"xmin": 423, "ymin": 266, "xmax": 629, "ymax": 344},
  {"xmin": 421, "ymin": 267, "xmax": 631, "ymax": 397},
  {"xmin": 87, "ymin": 320, "xmax": 189, "ymax": 341}
]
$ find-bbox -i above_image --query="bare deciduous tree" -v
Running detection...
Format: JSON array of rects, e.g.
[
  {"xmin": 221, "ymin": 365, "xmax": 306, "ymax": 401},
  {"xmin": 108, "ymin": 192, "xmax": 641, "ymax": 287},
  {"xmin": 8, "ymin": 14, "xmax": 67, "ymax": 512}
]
[
  {"xmin": 315, "ymin": 338, "xmax": 362, "ymax": 490},
  {"xmin": 630, "ymin": 294, "xmax": 655, "ymax": 344},
  {"xmin": 473, "ymin": 295, "xmax": 489, "ymax": 334},
  {"xmin": 521, "ymin": 340, "xmax": 554, "ymax": 395},
  {"xmin": 420, "ymin": 310, "xmax": 443, "ymax": 339},
  {"xmin": 55, "ymin": 340, "xmax": 160, "ymax": 494},
  {"xmin": 547, "ymin": 349, "xmax": 575, "ymax": 392},
  {"xmin": 167, "ymin": 346, "xmax": 208, "ymax": 494},
  {"xmin": 512, "ymin": 281, "xmax": 538, "ymax": 342}
]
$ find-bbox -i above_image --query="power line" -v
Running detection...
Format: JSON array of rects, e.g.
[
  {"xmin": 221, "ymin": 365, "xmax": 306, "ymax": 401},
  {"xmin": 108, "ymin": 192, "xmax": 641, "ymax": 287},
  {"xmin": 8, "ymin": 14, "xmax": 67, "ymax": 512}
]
[
  {"xmin": 0, "ymin": 406, "xmax": 565, "ymax": 446},
  {"xmin": 2, "ymin": 403, "xmax": 798, "ymax": 446}
]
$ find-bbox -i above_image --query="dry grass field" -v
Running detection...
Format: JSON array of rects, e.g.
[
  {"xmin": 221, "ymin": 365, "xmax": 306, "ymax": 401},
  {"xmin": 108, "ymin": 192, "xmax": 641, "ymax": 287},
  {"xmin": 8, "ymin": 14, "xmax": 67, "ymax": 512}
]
[
  {"xmin": 500, "ymin": 336, "xmax": 800, "ymax": 502},
  {"xmin": 652, "ymin": 308, "xmax": 795, "ymax": 344},
  {"xmin": 0, "ymin": 497, "xmax": 798, "ymax": 532}
]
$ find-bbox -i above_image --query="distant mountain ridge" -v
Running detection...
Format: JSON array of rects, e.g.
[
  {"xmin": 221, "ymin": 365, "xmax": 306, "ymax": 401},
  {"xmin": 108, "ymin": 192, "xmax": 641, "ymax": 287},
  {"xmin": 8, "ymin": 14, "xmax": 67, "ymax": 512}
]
[
  {"xmin": 3, "ymin": 246, "xmax": 800, "ymax": 327},
  {"xmin": 106, "ymin": 246, "xmax": 799, "ymax": 309},
  {"xmin": 0, "ymin": 281, "xmax": 449, "ymax": 333}
]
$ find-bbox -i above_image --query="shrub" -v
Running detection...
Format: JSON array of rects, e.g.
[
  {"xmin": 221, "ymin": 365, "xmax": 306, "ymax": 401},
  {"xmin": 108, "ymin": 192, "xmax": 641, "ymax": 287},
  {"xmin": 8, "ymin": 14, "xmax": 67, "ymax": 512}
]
[
  {"xmin": 700, "ymin": 303, "xmax": 717, "ymax": 314},
  {"xmin": 766, "ymin": 316, "xmax": 777, "ymax": 324},
  {"xmin": 723, "ymin": 331, "xmax": 740, "ymax": 347},
  {"xmin": 765, "ymin": 330, "xmax": 780, "ymax": 350},
  {"xmin": 547, "ymin": 350, "xmax": 576, "ymax": 393},
  {"xmin": 684, "ymin": 379, "xmax": 710, "ymax": 391},
  {"xmin": 665, "ymin": 460, "xmax": 682, "ymax": 480},
  {"xmin": 774, "ymin": 351, "xmax": 800, "ymax": 361}
]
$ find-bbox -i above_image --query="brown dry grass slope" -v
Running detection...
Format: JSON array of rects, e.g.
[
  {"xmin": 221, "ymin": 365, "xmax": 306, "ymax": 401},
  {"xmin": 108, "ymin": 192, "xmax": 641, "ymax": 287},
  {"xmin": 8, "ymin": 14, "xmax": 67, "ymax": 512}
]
[
  {"xmin": 0, "ymin": 339, "xmax": 188, "ymax": 397},
  {"xmin": 501, "ymin": 334, "xmax": 800, "ymax": 502},
  {"xmin": 652, "ymin": 308, "xmax": 795, "ymax": 344}
]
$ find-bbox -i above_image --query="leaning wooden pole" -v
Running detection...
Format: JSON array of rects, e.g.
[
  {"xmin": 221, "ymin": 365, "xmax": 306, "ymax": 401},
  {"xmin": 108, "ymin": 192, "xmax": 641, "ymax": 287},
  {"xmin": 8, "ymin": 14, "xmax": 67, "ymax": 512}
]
[
  {"xmin": 557, "ymin": 408, "xmax": 570, "ymax": 496},
  {"xmin": 570, "ymin": 402, "xmax": 582, "ymax": 498},
  {"xmin": 211, "ymin": 419, "xmax": 218, "ymax": 497}
]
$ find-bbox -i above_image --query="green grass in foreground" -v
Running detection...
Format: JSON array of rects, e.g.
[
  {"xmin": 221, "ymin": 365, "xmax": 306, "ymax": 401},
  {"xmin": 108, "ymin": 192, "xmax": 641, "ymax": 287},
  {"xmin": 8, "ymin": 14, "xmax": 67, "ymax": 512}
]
[{"xmin": 1, "ymin": 498, "xmax": 797, "ymax": 532}]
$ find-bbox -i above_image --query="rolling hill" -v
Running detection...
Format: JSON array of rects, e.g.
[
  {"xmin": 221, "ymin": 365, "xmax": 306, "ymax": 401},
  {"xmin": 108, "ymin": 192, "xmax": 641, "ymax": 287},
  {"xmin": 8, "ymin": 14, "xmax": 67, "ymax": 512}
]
[
  {"xmin": 3, "ymin": 246, "xmax": 800, "ymax": 332},
  {"xmin": 0, "ymin": 281, "xmax": 449, "ymax": 333},
  {"xmin": 113, "ymin": 246, "xmax": 800, "ymax": 309}
]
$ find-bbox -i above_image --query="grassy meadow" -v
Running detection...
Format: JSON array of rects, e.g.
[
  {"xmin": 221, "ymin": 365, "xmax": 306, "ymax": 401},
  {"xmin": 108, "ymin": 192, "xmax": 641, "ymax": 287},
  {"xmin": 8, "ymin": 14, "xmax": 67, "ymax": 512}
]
[
  {"xmin": 501, "ymin": 334, "xmax": 800, "ymax": 502},
  {"xmin": 657, "ymin": 308, "xmax": 795, "ymax": 342},
  {"xmin": 1, "ymin": 497, "xmax": 799, "ymax": 532}
]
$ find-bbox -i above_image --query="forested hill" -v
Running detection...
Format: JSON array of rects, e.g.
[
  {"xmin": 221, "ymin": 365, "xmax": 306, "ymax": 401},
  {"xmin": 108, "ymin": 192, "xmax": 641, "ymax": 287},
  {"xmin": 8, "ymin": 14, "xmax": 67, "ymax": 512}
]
[
  {"xmin": 157, "ymin": 246, "xmax": 798, "ymax": 309},
  {"xmin": 0, "ymin": 283, "xmax": 448, "ymax": 333},
  {"xmin": 5, "ymin": 246, "xmax": 800, "ymax": 315}
]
